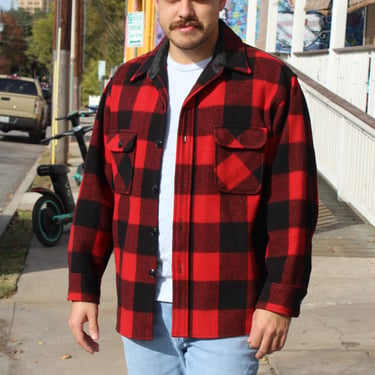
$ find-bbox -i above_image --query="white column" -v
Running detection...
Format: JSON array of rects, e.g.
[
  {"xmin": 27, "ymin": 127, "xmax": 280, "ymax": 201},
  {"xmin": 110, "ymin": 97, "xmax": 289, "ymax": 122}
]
[
  {"xmin": 329, "ymin": 0, "xmax": 347, "ymax": 50},
  {"xmin": 327, "ymin": 0, "xmax": 348, "ymax": 92},
  {"xmin": 246, "ymin": 0, "xmax": 258, "ymax": 46},
  {"xmin": 291, "ymin": 0, "xmax": 306, "ymax": 62},
  {"xmin": 265, "ymin": 0, "xmax": 279, "ymax": 52}
]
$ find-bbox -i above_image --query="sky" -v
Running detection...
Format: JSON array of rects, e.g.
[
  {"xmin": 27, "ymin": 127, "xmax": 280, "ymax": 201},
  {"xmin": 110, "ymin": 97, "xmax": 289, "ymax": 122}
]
[{"xmin": 0, "ymin": 0, "xmax": 11, "ymax": 11}]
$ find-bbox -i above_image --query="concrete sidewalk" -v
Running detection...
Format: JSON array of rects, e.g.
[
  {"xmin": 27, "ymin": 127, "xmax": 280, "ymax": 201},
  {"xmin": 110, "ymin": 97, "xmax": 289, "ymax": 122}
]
[{"xmin": 0, "ymin": 141, "xmax": 374, "ymax": 374}]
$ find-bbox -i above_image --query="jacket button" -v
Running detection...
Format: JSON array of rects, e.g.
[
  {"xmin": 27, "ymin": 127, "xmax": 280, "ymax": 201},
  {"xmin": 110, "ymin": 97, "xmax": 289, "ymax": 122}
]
[
  {"xmin": 151, "ymin": 185, "xmax": 159, "ymax": 193},
  {"xmin": 149, "ymin": 269, "xmax": 157, "ymax": 278},
  {"xmin": 150, "ymin": 227, "xmax": 158, "ymax": 237},
  {"xmin": 156, "ymin": 140, "xmax": 163, "ymax": 148}
]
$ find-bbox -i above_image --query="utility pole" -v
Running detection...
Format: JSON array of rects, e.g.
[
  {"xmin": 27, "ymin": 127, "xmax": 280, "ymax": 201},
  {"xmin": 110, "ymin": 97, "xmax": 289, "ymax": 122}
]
[
  {"xmin": 52, "ymin": 0, "xmax": 72, "ymax": 164},
  {"xmin": 76, "ymin": 0, "xmax": 84, "ymax": 108},
  {"xmin": 70, "ymin": 0, "xmax": 83, "ymax": 112}
]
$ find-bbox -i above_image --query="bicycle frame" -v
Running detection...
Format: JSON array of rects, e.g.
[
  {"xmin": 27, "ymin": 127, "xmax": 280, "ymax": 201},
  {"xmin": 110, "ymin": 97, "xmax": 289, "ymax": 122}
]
[{"xmin": 31, "ymin": 110, "xmax": 94, "ymax": 246}]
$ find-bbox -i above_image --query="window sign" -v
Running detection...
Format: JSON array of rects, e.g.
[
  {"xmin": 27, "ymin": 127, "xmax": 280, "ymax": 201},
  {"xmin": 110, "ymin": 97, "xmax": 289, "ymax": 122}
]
[{"xmin": 127, "ymin": 12, "xmax": 145, "ymax": 47}]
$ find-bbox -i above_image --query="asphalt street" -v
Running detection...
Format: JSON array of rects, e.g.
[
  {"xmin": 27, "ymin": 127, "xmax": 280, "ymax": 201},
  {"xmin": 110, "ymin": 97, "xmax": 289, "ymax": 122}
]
[{"xmin": 0, "ymin": 132, "xmax": 45, "ymax": 215}]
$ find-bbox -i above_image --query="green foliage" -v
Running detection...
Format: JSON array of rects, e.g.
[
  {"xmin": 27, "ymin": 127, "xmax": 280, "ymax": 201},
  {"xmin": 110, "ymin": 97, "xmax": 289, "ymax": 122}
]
[
  {"xmin": 0, "ymin": 12, "xmax": 26, "ymax": 74},
  {"xmin": 81, "ymin": 58, "xmax": 102, "ymax": 104},
  {"xmin": 82, "ymin": 0, "xmax": 125, "ymax": 98},
  {"xmin": 0, "ymin": 8, "xmax": 50, "ymax": 77},
  {"xmin": 26, "ymin": 11, "xmax": 54, "ymax": 73},
  {"xmin": 8, "ymin": 8, "xmax": 33, "ymax": 37}
]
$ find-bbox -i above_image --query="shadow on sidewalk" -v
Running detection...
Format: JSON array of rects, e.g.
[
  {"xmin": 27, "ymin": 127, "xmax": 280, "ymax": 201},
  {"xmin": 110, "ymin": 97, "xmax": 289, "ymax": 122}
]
[
  {"xmin": 316, "ymin": 176, "xmax": 364, "ymax": 233},
  {"xmin": 23, "ymin": 230, "xmax": 71, "ymax": 274},
  {"xmin": 314, "ymin": 176, "xmax": 375, "ymax": 258}
]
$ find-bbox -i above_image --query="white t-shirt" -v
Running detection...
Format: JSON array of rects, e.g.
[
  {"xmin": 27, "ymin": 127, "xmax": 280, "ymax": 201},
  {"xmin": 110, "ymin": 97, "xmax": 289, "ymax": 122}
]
[{"xmin": 156, "ymin": 55, "xmax": 212, "ymax": 302}]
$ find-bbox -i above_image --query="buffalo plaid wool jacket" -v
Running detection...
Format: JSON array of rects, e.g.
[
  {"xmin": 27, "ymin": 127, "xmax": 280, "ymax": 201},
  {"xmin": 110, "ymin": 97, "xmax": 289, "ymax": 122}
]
[{"xmin": 68, "ymin": 21, "xmax": 318, "ymax": 340}]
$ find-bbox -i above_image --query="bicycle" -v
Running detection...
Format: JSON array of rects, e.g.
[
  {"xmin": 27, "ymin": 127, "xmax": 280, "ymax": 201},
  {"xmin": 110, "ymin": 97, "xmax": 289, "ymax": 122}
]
[{"xmin": 31, "ymin": 111, "xmax": 94, "ymax": 247}]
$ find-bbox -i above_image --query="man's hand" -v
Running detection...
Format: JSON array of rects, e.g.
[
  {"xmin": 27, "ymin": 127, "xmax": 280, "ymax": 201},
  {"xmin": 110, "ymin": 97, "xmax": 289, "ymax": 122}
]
[
  {"xmin": 248, "ymin": 309, "xmax": 291, "ymax": 359},
  {"xmin": 69, "ymin": 301, "xmax": 100, "ymax": 354}
]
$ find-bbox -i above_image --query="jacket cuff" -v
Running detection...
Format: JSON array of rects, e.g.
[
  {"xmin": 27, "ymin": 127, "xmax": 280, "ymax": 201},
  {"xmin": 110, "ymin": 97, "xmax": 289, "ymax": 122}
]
[
  {"xmin": 67, "ymin": 272, "xmax": 101, "ymax": 304},
  {"xmin": 256, "ymin": 282, "xmax": 307, "ymax": 317}
]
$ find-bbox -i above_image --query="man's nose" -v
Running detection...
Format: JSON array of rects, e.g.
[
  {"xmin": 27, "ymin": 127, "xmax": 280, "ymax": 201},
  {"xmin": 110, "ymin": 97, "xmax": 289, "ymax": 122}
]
[{"xmin": 178, "ymin": 0, "xmax": 195, "ymax": 19}]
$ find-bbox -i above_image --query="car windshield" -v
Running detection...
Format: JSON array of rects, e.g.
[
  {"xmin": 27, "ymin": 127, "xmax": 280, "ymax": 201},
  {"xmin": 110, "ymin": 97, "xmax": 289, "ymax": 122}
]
[{"xmin": 0, "ymin": 78, "xmax": 38, "ymax": 96}]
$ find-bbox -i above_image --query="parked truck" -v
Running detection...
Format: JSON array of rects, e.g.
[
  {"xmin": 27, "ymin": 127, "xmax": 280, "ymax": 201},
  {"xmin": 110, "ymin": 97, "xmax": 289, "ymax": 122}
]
[{"xmin": 0, "ymin": 74, "xmax": 49, "ymax": 142}]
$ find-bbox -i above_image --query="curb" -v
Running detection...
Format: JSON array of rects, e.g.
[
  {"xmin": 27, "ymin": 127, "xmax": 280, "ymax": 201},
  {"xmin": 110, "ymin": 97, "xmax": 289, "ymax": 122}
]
[{"xmin": 0, "ymin": 154, "xmax": 41, "ymax": 239}]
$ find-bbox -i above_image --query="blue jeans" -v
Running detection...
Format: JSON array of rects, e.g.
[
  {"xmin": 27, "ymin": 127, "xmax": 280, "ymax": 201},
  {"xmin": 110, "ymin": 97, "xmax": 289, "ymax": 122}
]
[{"xmin": 122, "ymin": 302, "xmax": 259, "ymax": 375}]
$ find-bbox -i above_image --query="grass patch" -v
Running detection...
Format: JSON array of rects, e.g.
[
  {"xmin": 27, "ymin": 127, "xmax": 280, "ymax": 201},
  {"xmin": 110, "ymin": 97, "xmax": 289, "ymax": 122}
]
[{"xmin": 0, "ymin": 211, "xmax": 33, "ymax": 299}]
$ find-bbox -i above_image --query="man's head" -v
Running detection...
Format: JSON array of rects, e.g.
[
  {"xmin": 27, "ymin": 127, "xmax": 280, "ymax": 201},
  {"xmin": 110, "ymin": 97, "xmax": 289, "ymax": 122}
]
[{"xmin": 153, "ymin": 0, "xmax": 226, "ymax": 64}]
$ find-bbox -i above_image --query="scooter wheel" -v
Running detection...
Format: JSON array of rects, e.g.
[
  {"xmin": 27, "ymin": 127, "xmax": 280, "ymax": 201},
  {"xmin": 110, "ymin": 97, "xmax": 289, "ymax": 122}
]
[{"xmin": 32, "ymin": 195, "xmax": 64, "ymax": 247}]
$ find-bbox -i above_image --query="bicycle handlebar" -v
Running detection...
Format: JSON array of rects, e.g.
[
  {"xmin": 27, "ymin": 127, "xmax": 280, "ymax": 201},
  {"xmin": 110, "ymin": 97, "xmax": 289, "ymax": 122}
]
[
  {"xmin": 55, "ymin": 110, "xmax": 96, "ymax": 126},
  {"xmin": 41, "ymin": 125, "xmax": 93, "ymax": 144},
  {"xmin": 55, "ymin": 113, "xmax": 92, "ymax": 121}
]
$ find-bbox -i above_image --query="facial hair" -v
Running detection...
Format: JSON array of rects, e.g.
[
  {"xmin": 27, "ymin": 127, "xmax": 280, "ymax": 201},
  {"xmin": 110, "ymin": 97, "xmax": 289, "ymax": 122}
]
[{"xmin": 169, "ymin": 17, "xmax": 204, "ymax": 32}]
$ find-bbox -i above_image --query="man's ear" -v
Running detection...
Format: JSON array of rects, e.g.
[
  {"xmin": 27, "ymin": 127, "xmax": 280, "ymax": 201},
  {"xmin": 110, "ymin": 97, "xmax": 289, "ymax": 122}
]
[{"xmin": 219, "ymin": 0, "xmax": 227, "ymax": 11}]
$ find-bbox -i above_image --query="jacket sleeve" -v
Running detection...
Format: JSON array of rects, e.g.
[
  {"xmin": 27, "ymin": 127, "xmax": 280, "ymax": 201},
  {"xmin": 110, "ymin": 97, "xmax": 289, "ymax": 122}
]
[
  {"xmin": 256, "ymin": 73, "xmax": 318, "ymax": 317},
  {"xmin": 67, "ymin": 82, "xmax": 115, "ymax": 304}
]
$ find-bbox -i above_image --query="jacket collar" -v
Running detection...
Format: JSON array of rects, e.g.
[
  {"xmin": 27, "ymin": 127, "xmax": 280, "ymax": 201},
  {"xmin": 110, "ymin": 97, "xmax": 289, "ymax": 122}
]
[{"xmin": 130, "ymin": 20, "xmax": 252, "ymax": 83}]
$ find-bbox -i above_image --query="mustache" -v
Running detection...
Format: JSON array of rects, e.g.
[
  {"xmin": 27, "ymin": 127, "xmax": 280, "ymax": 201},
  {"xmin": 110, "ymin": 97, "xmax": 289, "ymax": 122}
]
[{"xmin": 169, "ymin": 18, "xmax": 203, "ymax": 31}]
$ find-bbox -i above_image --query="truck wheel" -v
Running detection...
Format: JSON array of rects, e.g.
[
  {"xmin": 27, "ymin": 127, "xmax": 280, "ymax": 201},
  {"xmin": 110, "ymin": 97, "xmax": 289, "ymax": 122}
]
[{"xmin": 32, "ymin": 195, "xmax": 64, "ymax": 247}]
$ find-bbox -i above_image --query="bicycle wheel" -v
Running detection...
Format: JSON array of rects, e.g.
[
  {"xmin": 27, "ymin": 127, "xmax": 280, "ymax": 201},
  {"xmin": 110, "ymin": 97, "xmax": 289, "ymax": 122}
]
[{"xmin": 32, "ymin": 195, "xmax": 64, "ymax": 247}]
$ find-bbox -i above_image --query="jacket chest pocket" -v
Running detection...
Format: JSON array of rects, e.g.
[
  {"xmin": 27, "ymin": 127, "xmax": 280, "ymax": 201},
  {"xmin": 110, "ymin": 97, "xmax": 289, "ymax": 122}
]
[
  {"xmin": 214, "ymin": 127, "xmax": 267, "ymax": 194},
  {"xmin": 107, "ymin": 130, "xmax": 137, "ymax": 194}
]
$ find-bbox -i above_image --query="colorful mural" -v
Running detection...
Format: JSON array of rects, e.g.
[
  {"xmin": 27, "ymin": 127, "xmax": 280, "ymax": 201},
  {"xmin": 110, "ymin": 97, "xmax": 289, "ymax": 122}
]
[{"xmin": 224, "ymin": 0, "xmax": 248, "ymax": 41}]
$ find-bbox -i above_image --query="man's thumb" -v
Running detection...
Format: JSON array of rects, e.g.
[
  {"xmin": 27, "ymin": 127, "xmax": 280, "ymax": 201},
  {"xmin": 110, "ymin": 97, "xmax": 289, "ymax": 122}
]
[{"xmin": 88, "ymin": 313, "xmax": 99, "ymax": 340}]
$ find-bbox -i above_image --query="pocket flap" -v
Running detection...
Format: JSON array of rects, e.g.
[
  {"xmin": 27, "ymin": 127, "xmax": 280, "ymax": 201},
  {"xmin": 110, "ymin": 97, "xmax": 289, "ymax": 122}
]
[
  {"xmin": 214, "ymin": 127, "xmax": 267, "ymax": 150},
  {"xmin": 107, "ymin": 131, "xmax": 137, "ymax": 152}
]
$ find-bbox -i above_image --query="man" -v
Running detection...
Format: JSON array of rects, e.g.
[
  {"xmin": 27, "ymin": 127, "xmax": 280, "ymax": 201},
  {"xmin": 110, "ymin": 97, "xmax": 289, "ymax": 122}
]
[{"xmin": 68, "ymin": 1, "xmax": 318, "ymax": 374}]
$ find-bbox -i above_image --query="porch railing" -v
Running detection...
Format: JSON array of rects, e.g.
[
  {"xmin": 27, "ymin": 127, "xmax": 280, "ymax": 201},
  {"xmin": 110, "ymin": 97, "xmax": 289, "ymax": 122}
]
[
  {"xmin": 285, "ymin": 46, "xmax": 375, "ymax": 117},
  {"xmin": 296, "ymin": 72, "xmax": 375, "ymax": 226}
]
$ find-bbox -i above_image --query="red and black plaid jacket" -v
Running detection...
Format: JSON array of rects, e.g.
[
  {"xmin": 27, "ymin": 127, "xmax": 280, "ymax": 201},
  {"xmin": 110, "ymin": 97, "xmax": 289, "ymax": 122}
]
[{"xmin": 68, "ymin": 21, "xmax": 318, "ymax": 340}]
